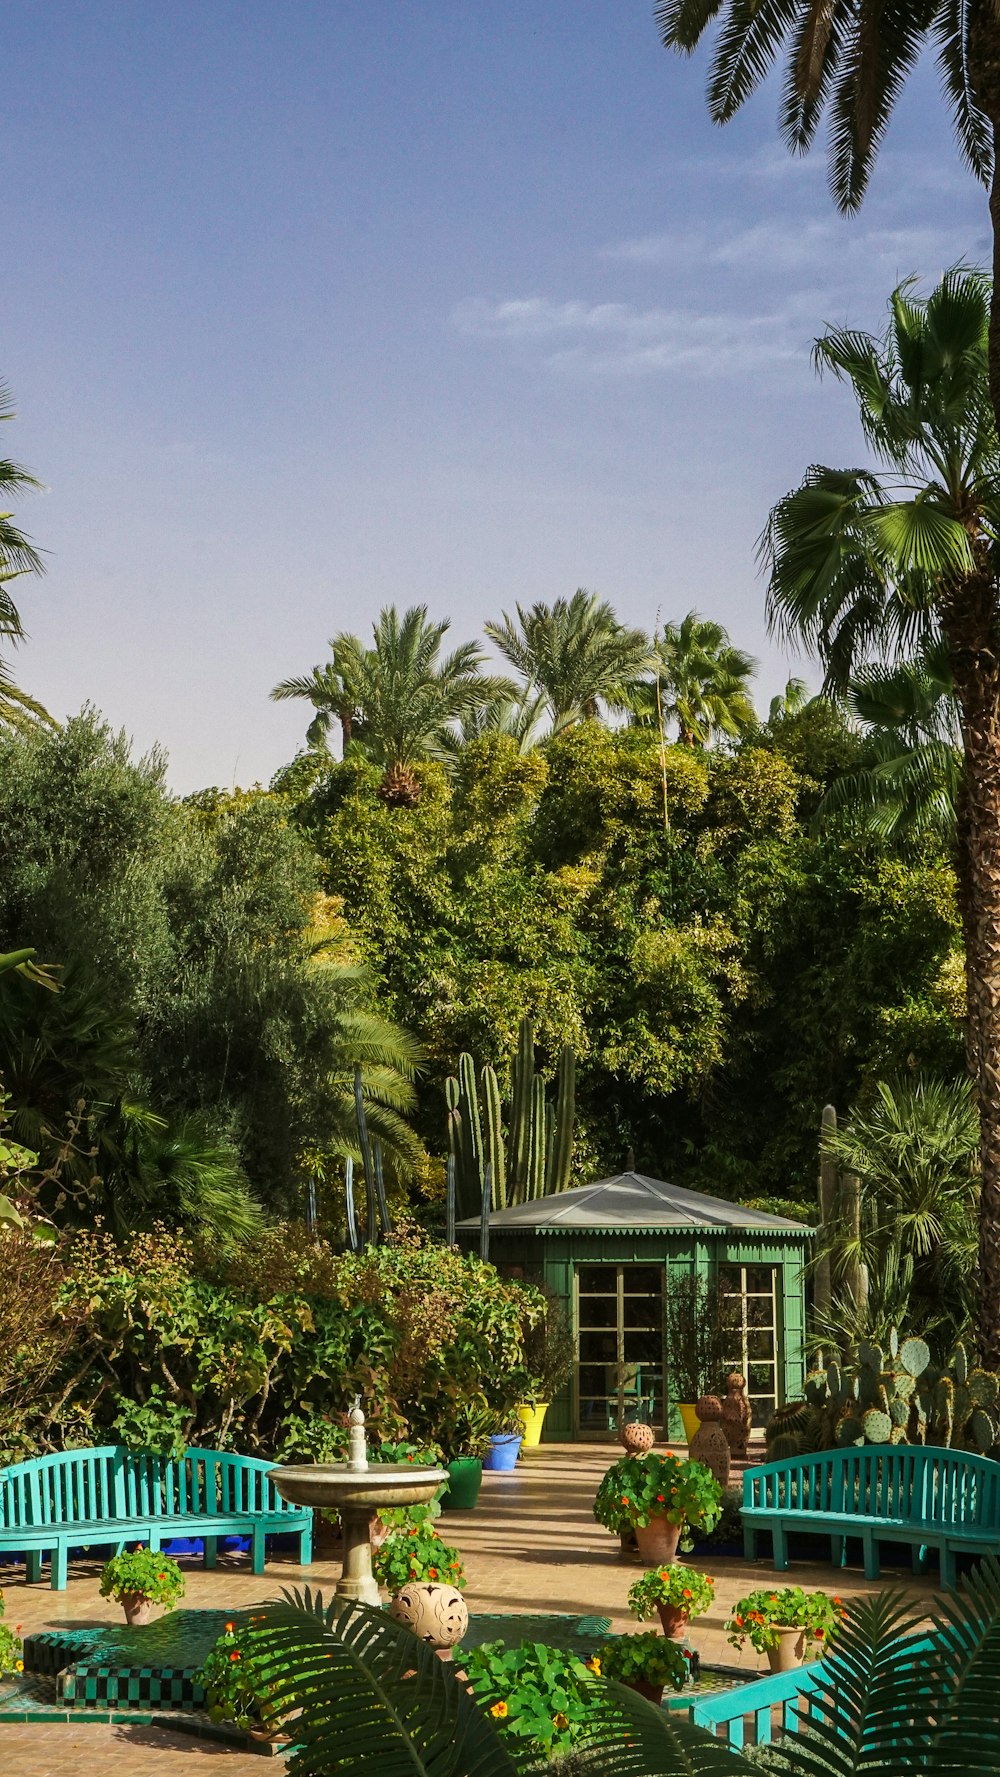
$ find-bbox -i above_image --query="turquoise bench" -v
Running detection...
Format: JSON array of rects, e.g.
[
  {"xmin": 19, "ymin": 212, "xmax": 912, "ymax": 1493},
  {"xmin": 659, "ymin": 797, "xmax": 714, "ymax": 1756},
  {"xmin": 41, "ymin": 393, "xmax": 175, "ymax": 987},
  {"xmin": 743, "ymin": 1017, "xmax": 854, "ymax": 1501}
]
[
  {"xmin": 0, "ymin": 1445, "xmax": 313, "ymax": 1590},
  {"xmin": 743, "ymin": 1444, "xmax": 1000, "ymax": 1588}
]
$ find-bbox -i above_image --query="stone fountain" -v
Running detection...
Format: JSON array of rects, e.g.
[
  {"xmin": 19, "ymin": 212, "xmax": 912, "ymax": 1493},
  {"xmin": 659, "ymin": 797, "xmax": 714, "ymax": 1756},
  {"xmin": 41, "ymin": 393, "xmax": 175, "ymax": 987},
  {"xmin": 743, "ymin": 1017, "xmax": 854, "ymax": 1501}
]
[{"xmin": 269, "ymin": 1398, "xmax": 448, "ymax": 1608}]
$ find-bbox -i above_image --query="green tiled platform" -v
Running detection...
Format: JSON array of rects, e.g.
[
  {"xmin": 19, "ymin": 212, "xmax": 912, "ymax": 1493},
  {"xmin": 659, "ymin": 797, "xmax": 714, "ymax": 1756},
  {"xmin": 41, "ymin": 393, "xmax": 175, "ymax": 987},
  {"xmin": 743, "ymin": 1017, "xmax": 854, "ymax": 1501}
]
[{"xmin": 10, "ymin": 1607, "xmax": 611, "ymax": 1721}]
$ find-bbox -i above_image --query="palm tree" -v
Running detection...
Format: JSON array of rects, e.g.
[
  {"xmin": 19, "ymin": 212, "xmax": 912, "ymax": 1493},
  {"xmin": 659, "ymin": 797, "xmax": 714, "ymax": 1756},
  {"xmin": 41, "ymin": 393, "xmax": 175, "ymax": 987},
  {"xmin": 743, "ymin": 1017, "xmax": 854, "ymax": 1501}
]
[
  {"xmin": 820, "ymin": 1075, "xmax": 979, "ymax": 1347},
  {"xmin": 278, "ymin": 607, "xmax": 494, "ymax": 802},
  {"xmin": 767, "ymin": 675, "xmax": 811, "ymax": 723},
  {"xmin": 818, "ymin": 648, "xmax": 961, "ymax": 849},
  {"xmin": 247, "ymin": 1559, "xmax": 1000, "ymax": 1775},
  {"xmin": 270, "ymin": 637, "xmax": 364, "ymax": 755},
  {"xmin": 762, "ymin": 267, "xmax": 1000, "ymax": 1362},
  {"xmin": 650, "ymin": 610, "xmax": 757, "ymax": 746},
  {"xmin": 655, "ymin": 0, "xmax": 1000, "ymax": 431},
  {"xmin": 0, "ymin": 385, "xmax": 53, "ymax": 734},
  {"xmin": 485, "ymin": 589, "xmax": 650, "ymax": 731}
]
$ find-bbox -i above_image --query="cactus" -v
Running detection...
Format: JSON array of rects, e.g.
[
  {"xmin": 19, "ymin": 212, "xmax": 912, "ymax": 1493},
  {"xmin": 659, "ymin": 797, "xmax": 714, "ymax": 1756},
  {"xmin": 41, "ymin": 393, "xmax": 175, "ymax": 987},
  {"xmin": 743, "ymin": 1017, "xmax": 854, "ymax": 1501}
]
[
  {"xmin": 862, "ymin": 1408, "xmax": 892, "ymax": 1443},
  {"xmin": 889, "ymin": 1398, "xmax": 909, "ymax": 1429},
  {"xmin": 769, "ymin": 1432, "xmax": 807, "ymax": 1461},
  {"xmin": 969, "ymin": 1370, "xmax": 1000, "ymax": 1411},
  {"xmin": 953, "ymin": 1343, "xmax": 969, "ymax": 1386},
  {"xmin": 508, "ymin": 1015, "xmax": 534, "ymax": 1198},
  {"xmin": 445, "ymin": 1154, "xmax": 456, "ymax": 1247},
  {"xmin": 899, "ymin": 1337, "xmax": 930, "ymax": 1377},
  {"xmin": 527, "ymin": 1073, "xmax": 547, "ymax": 1199},
  {"xmin": 835, "ymin": 1412, "xmax": 864, "ymax": 1447},
  {"xmin": 547, "ymin": 1045, "xmax": 576, "ymax": 1195},
  {"xmin": 970, "ymin": 1408, "xmax": 998, "ymax": 1453},
  {"xmin": 482, "ymin": 1064, "xmax": 507, "ymax": 1209},
  {"xmin": 859, "ymin": 1340, "xmax": 884, "ymax": 1372}
]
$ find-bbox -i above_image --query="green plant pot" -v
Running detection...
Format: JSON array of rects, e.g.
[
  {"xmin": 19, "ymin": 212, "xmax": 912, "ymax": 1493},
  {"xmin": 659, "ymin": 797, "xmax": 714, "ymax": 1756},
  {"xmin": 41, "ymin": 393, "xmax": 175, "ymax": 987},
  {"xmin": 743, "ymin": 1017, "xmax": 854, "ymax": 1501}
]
[{"xmin": 441, "ymin": 1458, "xmax": 483, "ymax": 1511}]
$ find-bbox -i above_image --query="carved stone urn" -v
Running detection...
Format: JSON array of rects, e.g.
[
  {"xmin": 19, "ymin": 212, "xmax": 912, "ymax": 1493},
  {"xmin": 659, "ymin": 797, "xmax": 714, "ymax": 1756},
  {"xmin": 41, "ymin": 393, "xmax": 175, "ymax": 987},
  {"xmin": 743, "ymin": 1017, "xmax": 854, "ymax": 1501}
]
[
  {"xmin": 620, "ymin": 1420, "xmax": 655, "ymax": 1456},
  {"xmin": 721, "ymin": 1373, "xmax": 752, "ymax": 1459},
  {"xmin": 689, "ymin": 1394, "xmax": 731, "ymax": 1488},
  {"xmin": 389, "ymin": 1581, "xmax": 469, "ymax": 1655}
]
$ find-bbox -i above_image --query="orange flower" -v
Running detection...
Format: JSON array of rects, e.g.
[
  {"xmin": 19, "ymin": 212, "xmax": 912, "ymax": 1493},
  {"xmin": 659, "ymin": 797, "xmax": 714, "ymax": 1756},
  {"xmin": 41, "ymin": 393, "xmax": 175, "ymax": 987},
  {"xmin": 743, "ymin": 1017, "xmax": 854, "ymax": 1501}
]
[
  {"xmin": 429, "ymin": 1567, "xmax": 438, "ymax": 1579},
  {"xmin": 656, "ymin": 1493, "xmax": 665, "ymax": 1502},
  {"xmin": 229, "ymin": 1651, "xmax": 240, "ymax": 1663},
  {"xmin": 553, "ymin": 1712, "xmax": 569, "ymax": 1731},
  {"xmin": 814, "ymin": 1630, "xmax": 825, "ymax": 1640},
  {"xmin": 490, "ymin": 1701, "xmax": 508, "ymax": 1719},
  {"xmin": 224, "ymin": 1622, "xmax": 235, "ymax": 1633},
  {"xmin": 621, "ymin": 1495, "xmax": 629, "ymax": 1505},
  {"xmin": 682, "ymin": 1588, "xmax": 693, "ymax": 1600}
]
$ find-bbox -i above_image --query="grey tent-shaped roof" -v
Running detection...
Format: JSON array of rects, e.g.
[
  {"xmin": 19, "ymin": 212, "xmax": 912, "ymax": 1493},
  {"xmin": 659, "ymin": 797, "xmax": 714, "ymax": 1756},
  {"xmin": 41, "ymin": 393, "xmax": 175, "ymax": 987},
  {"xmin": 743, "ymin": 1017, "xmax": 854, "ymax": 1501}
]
[{"xmin": 456, "ymin": 1171, "xmax": 812, "ymax": 1234}]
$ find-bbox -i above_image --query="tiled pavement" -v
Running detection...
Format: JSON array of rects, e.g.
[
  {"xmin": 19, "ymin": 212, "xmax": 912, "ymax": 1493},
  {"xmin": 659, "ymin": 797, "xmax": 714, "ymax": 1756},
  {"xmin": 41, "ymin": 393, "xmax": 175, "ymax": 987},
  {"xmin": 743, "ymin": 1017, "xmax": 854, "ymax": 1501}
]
[{"xmin": 0, "ymin": 1442, "xmax": 943, "ymax": 1773}]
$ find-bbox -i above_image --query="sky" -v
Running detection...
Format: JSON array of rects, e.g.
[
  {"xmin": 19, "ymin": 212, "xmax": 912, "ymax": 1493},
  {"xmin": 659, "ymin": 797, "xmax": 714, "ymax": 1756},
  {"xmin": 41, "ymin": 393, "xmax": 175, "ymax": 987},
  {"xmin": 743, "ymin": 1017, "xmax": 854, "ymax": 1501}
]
[{"xmin": 3, "ymin": 2, "xmax": 991, "ymax": 791}]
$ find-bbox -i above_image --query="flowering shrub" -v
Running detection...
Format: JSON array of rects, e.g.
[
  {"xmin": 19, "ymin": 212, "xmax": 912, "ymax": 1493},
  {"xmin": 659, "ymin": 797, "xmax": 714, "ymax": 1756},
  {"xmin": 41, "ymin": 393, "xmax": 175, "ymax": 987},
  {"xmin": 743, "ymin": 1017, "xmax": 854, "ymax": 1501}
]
[
  {"xmin": 99, "ymin": 1548, "xmax": 185, "ymax": 1609},
  {"xmin": 596, "ymin": 1632, "xmax": 692, "ymax": 1691},
  {"xmin": 627, "ymin": 1564, "xmax": 716, "ymax": 1622},
  {"xmin": 593, "ymin": 1454, "xmax": 722, "ymax": 1537},
  {"xmin": 197, "ymin": 1618, "xmax": 284, "ymax": 1732},
  {"xmin": 0, "ymin": 1590, "xmax": 23, "ymax": 1678},
  {"xmin": 461, "ymin": 1639, "xmax": 599, "ymax": 1759},
  {"xmin": 726, "ymin": 1586, "xmax": 847, "ymax": 1656},
  {"xmin": 371, "ymin": 1524, "xmax": 466, "ymax": 1592}
]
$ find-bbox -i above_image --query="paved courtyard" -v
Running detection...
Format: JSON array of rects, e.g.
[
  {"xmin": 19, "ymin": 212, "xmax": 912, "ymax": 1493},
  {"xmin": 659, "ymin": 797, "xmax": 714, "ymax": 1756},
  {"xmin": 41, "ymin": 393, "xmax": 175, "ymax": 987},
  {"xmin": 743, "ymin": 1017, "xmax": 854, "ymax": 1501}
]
[{"xmin": 0, "ymin": 1443, "xmax": 943, "ymax": 1774}]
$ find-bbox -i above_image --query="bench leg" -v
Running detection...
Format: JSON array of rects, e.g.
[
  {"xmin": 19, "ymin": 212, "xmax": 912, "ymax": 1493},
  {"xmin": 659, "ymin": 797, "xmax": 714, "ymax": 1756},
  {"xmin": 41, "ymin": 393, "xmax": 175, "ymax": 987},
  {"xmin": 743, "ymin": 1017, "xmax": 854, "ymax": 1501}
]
[
  {"xmin": 299, "ymin": 1519, "xmax": 313, "ymax": 1567},
  {"xmin": 862, "ymin": 1530, "xmax": 880, "ymax": 1581},
  {"xmin": 25, "ymin": 1549, "xmax": 42, "ymax": 1585},
  {"xmin": 772, "ymin": 1524, "xmax": 790, "ymax": 1572},
  {"xmin": 914, "ymin": 1543, "xmax": 930, "ymax": 1574},
  {"xmin": 940, "ymin": 1544, "xmax": 957, "ymax": 1591},
  {"xmin": 203, "ymin": 1536, "xmax": 218, "ymax": 1571},
  {"xmin": 830, "ymin": 1535, "xmax": 846, "ymax": 1568},
  {"xmin": 51, "ymin": 1542, "xmax": 68, "ymax": 1590},
  {"xmin": 743, "ymin": 1525, "xmax": 757, "ymax": 1562},
  {"xmin": 252, "ymin": 1525, "xmax": 266, "ymax": 1576}
]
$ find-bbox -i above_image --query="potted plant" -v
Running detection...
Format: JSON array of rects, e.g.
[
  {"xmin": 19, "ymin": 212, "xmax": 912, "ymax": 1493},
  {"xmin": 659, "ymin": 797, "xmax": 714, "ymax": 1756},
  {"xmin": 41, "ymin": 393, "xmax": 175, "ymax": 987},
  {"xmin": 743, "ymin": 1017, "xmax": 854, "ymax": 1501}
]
[
  {"xmin": 593, "ymin": 1453, "xmax": 722, "ymax": 1564},
  {"xmin": 460, "ymin": 1638, "xmax": 600, "ymax": 1762},
  {"xmin": 726, "ymin": 1586, "xmax": 847, "ymax": 1672},
  {"xmin": 439, "ymin": 1402, "xmax": 493, "ymax": 1511},
  {"xmin": 483, "ymin": 1410, "xmax": 524, "ymax": 1472},
  {"xmin": 595, "ymin": 1632, "xmax": 692, "ymax": 1705},
  {"xmin": 664, "ymin": 1273, "xmax": 742, "ymax": 1445},
  {"xmin": 198, "ymin": 1618, "xmax": 288, "ymax": 1742},
  {"xmin": 627, "ymin": 1564, "xmax": 716, "ymax": 1640},
  {"xmin": 99, "ymin": 1547, "xmax": 186, "ymax": 1625},
  {"xmin": 515, "ymin": 1295, "xmax": 575, "ymax": 1448},
  {"xmin": 0, "ymin": 1592, "xmax": 23, "ymax": 1698}
]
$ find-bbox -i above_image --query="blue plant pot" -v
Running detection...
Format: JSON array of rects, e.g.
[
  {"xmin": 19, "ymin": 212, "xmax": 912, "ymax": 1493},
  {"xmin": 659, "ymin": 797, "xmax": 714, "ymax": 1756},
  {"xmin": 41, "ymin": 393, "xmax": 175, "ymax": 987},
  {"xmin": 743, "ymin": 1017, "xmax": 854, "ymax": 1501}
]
[{"xmin": 483, "ymin": 1432, "xmax": 523, "ymax": 1472}]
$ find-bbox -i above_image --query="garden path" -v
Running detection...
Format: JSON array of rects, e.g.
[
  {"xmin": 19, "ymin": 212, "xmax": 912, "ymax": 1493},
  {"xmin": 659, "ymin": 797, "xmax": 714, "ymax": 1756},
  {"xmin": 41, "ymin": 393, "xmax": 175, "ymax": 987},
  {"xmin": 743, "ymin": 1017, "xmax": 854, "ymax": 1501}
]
[{"xmin": 0, "ymin": 1442, "xmax": 943, "ymax": 1774}]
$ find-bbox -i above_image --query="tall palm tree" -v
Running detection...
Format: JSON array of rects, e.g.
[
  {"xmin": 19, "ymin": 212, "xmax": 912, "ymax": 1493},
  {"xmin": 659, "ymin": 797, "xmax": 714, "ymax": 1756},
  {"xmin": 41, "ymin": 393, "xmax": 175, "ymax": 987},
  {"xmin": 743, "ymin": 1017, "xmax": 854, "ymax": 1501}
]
[
  {"xmin": 818, "ymin": 647, "xmax": 962, "ymax": 849},
  {"xmin": 0, "ymin": 385, "xmax": 53, "ymax": 734},
  {"xmin": 270, "ymin": 638, "xmax": 364, "ymax": 755},
  {"xmin": 651, "ymin": 610, "xmax": 757, "ymax": 746},
  {"xmin": 762, "ymin": 267, "xmax": 1000, "ymax": 1362},
  {"xmin": 485, "ymin": 589, "xmax": 650, "ymax": 731},
  {"xmin": 655, "ymin": 0, "xmax": 1000, "ymax": 433}
]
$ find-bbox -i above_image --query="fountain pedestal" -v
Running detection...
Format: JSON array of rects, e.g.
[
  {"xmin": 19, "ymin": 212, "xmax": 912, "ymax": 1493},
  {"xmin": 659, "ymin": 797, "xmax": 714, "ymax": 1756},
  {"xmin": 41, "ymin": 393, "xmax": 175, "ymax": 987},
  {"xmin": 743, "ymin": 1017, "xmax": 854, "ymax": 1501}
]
[{"xmin": 269, "ymin": 1400, "xmax": 448, "ymax": 1610}]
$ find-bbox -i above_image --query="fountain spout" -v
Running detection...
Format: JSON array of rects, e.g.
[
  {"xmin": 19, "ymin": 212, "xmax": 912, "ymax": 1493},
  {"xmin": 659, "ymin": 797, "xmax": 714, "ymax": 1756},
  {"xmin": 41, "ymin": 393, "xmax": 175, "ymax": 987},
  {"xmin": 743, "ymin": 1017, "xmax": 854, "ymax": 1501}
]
[{"xmin": 346, "ymin": 1395, "xmax": 369, "ymax": 1473}]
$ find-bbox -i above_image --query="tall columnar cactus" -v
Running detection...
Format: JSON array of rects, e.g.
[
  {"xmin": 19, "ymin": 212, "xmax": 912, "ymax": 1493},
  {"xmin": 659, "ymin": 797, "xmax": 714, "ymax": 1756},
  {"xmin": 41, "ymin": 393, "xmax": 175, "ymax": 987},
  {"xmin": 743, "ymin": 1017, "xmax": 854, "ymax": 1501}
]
[
  {"xmin": 815, "ymin": 1103, "xmax": 837, "ymax": 1321},
  {"xmin": 444, "ymin": 1017, "xmax": 577, "ymax": 1215}
]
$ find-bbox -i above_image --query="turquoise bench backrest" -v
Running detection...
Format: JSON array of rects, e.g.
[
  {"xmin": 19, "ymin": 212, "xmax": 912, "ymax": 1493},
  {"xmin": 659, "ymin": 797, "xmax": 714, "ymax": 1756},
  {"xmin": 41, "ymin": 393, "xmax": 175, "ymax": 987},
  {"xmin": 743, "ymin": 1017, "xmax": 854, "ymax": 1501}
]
[
  {"xmin": 0, "ymin": 1445, "xmax": 298, "ymax": 1529},
  {"xmin": 744, "ymin": 1445, "xmax": 1000, "ymax": 1531}
]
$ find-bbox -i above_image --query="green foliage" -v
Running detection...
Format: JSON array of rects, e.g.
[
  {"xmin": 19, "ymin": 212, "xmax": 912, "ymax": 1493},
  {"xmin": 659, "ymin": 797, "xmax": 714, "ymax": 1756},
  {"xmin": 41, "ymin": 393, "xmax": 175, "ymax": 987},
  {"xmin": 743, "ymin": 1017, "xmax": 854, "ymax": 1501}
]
[
  {"xmin": 595, "ymin": 1632, "xmax": 690, "ymax": 1691},
  {"xmin": 461, "ymin": 1638, "xmax": 601, "ymax": 1760},
  {"xmin": 0, "ymin": 1589, "xmax": 23, "ymax": 1678},
  {"xmin": 197, "ymin": 1616, "xmax": 289, "ymax": 1734},
  {"xmin": 663, "ymin": 1272, "xmax": 743, "ymax": 1403},
  {"xmin": 786, "ymin": 1329, "xmax": 1000, "ymax": 1456},
  {"xmin": 592, "ymin": 1453, "xmax": 722, "ymax": 1536},
  {"xmin": 372, "ymin": 1525, "xmax": 465, "ymax": 1592},
  {"xmin": 447, "ymin": 1016, "xmax": 577, "ymax": 1215},
  {"xmin": 726, "ymin": 1587, "xmax": 846, "ymax": 1657},
  {"xmin": 99, "ymin": 1549, "xmax": 185, "ymax": 1608},
  {"xmin": 627, "ymin": 1564, "xmax": 716, "ymax": 1622}
]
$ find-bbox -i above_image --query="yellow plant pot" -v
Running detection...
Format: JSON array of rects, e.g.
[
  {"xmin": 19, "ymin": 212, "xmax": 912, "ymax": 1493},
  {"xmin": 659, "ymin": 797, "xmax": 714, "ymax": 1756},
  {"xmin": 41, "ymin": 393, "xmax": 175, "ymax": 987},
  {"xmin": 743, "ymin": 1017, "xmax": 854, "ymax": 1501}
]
[
  {"xmin": 678, "ymin": 1403, "xmax": 701, "ymax": 1446},
  {"xmin": 516, "ymin": 1403, "xmax": 550, "ymax": 1447}
]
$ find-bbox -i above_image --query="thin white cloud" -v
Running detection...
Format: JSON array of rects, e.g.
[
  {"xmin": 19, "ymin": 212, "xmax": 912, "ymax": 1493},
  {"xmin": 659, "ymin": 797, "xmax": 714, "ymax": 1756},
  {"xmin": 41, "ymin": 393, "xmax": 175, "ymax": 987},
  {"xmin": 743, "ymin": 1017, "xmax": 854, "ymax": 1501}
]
[
  {"xmin": 452, "ymin": 295, "xmax": 803, "ymax": 377},
  {"xmin": 599, "ymin": 219, "xmax": 983, "ymax": 277}
]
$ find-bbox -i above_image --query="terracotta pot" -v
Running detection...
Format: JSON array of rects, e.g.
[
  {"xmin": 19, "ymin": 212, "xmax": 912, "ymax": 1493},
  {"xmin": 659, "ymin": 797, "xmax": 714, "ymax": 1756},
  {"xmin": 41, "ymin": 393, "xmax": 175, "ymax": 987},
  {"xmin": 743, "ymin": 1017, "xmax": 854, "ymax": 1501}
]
[
  {"xmin": 767, "ymin": 1626, "xmax": 806, "ymax": 1672},
  {"xmin": 625, "ymin": 1678, "xmax": 664, "ymax": 1706},
  {"xmin": 655, "ymin": 1601, "xmax": 690, "ymax": 1640},
  {"xmin": 121, "ymin": 1593, "xmax": 155, "ymax": 1626},
  {"xmin": 634, "ymin": 1514, "xmax": 682, "ymax": 1566}
]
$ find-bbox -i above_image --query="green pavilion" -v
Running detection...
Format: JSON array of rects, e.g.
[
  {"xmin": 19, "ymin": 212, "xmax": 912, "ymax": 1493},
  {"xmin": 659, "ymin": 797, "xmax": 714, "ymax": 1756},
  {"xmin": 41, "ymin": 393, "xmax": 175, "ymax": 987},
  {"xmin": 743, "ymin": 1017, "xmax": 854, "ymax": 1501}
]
[{"xmin": 458, "ymin": 1170, "xmax": 812, "ymax": 1443}]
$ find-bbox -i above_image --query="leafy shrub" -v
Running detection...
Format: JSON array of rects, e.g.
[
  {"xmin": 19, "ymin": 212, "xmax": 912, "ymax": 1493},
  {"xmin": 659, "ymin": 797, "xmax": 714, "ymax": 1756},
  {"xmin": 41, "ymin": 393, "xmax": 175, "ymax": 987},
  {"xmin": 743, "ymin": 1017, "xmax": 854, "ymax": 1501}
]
[
  {"xmin": 460, "ymin": 1639, "xmax": 600, "ymax": 1760},
  {"xmin": 595, "ymin": 1632, "xmax": 691, "ymax": 1690},
  {"xmin": 197, "ymin": 1617, "xmax": 285, "ymax": 1732},
  {"xmin": 0, "ymin": 1590, "xmax": 23, "ymax": 1678}
]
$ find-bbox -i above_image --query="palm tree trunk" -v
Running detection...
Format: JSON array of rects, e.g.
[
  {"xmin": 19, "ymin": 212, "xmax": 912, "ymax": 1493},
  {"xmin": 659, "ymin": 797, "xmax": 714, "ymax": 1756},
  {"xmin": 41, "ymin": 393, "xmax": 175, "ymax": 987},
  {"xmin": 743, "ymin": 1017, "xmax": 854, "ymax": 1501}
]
[{"xmin": 943, "ymin": 579, "xmax": 1000, "ymax": 1365}]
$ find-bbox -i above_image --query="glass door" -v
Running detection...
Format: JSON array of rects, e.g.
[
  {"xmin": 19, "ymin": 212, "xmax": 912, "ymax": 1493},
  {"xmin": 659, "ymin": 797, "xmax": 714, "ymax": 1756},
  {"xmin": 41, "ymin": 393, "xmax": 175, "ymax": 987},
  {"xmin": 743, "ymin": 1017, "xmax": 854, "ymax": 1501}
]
[
  {"xmin": 719, "ymin": 1263, "xmax": 779, "ymax": 1425},
  {"xmin": 576, "ymin": 1264, "xmax": 664, "ymax": 1435}
]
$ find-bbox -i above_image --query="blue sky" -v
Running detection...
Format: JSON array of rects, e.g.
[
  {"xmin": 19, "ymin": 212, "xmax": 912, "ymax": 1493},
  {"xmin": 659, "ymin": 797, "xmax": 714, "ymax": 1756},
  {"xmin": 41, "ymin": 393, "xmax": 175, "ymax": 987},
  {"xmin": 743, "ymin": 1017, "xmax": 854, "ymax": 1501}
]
[{"xmin": 4, "ymin": 2, "xmax": 990, "ymax": 790}]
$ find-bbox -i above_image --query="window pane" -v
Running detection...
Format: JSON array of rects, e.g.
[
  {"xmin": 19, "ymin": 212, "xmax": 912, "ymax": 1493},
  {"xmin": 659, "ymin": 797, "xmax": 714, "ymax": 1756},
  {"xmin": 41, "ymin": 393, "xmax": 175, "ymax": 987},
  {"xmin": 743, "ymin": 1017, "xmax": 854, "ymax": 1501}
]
[
  {"xmin": 623, "ymin": 1265, "xmax": 662, "ymax": 1295},
  {"xmin": 746, "ymin": 1265, "xmax": 776, "ymax": 1294},
  {"xmin": 579, "ymin": 1266, "xmax": 616, "ymax": 1294},
  {"xmin": 748, "ymin": 1362, "xmax": 775, "ymax": 1394},
  {"xmin": 579, "ymin": 1330, "xmax": 618, "ymax": 1364},
  {"xmin": 747, "ymin": 1296, "xmax": 776, "ymax": 1328},
  {"xmin": 748, "ymin": 1328, "xmax": 775, "ymax": 1359},
  {"xmin": 623, "ymin": 1296, "xmax": 660, "ymax": 1331},
  {"xmin": 579, "ymin": 1296, "xmax": 617, "ymax": 1330}
]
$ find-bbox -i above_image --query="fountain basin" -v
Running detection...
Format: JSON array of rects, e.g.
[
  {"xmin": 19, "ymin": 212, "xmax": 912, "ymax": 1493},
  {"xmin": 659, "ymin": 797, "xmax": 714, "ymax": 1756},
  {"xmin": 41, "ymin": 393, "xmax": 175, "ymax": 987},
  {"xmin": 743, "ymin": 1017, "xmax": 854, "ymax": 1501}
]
[{"xmin": 269, "ymin": 1463, "xmax": 448, "ymax": 1512}]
